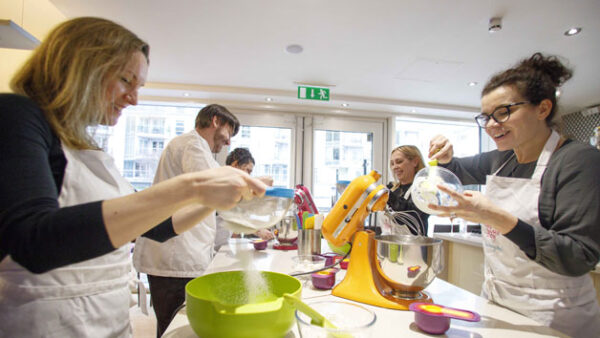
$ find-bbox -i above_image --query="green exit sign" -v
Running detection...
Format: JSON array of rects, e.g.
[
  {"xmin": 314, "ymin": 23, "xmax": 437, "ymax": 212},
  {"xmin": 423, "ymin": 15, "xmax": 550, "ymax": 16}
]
[{"xmin": 298, "ymin": 86, "xmax": 330, "ymax": 101}]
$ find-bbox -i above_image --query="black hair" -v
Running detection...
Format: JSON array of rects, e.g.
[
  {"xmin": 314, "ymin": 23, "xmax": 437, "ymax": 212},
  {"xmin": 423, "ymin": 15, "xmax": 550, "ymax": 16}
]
[{"xmin": 226, "ymin": 147, "xmax": 255, "ymax": 166}]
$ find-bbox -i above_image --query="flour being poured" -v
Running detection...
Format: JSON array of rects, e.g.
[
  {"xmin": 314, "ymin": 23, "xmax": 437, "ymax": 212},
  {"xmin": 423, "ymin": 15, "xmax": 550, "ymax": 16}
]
[{"xmin": 236, "ymin": 245, "xmax": 274, "ymax": 304}]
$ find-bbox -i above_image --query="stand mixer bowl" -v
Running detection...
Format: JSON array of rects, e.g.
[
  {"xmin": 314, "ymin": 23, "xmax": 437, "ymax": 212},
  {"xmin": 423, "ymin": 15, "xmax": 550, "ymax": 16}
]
[
  {"xmin": 274, "ymin": 214, "xmax": 297, "ymax": 244},
  {"xmin": 375, "ymin": 235, "xmax": 443, "ymax": 299}
]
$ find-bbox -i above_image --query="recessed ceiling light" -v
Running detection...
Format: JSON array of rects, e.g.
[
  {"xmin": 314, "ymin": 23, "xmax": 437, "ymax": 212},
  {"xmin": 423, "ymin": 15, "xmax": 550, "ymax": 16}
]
[
  {"xmin": 341, "ymin": 103, "xmax": 349, "ymax": 107},
  {"xmin": 183, "ymin": 92, "xmax": 190, "ymax": 97},
  {"xmin": 265, "ymin": 97, "xmax": 273, "ymax": 102},
  {"xmin": 564, "ymin": 27, "xmax": 582, "ymax": 36},
  {"xmin": 285, "ymin": 44, "xmax": 303, "ymax": 54},
  {"xmin": 468, "ymin": 81, "xmax": 478, "ymax": 87},
  {"xmin": 411, "ymin": 109, "xmax": 417, "ymax": 113},
  {"xmin": 488, "ymin": 17, "xmax": 502, "ymax": 33},
  {"xmin": 556, "ymin": 89, "xmax": 561, "ymax": 97}
]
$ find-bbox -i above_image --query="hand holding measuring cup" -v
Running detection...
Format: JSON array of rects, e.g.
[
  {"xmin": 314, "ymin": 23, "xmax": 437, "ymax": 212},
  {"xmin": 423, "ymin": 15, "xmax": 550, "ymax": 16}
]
[{"xmin": 428, "ymin": 134, "xmax": 454, "ymax": 164}]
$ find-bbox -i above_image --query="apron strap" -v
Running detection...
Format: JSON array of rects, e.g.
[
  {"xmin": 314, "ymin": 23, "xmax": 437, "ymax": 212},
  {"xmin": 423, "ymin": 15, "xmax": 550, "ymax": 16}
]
[{"xmin": 531, "ymin": 131, "xmax": 560, "ymax": 181}]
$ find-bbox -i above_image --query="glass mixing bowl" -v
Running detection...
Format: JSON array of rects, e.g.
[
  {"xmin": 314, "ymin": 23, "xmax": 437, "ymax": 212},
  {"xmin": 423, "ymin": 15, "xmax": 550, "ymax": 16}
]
[
  {"xmin": 219, "ymin": 187, "xmax": 295, "ymax": 234},
  {"xmin": 295, "ymin": 300, "xmax": 377, "ymax": 338},
  {"xmin": 410, "ymin": 166, "xmax": 463, "ymax": 215}
]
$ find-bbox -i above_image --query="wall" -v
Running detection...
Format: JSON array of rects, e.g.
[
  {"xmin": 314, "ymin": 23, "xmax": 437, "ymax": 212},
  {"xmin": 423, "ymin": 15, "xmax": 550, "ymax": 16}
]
[{"xmin": 0, "ymin": 0, "xmax": 65, "ymax": 92}]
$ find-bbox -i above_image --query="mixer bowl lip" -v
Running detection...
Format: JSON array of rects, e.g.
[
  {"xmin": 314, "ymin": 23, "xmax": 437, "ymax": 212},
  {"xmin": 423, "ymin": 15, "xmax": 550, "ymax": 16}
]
[{"xmin": 375, "ymin": 234, "xmax": 442, "ymax": 246}]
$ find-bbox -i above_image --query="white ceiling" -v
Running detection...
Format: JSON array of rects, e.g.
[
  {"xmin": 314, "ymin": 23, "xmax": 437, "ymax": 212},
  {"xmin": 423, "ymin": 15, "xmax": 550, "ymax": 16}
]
[{"xmin": 50, "ymin": 0, "xmax": 600, "ymax": 120}]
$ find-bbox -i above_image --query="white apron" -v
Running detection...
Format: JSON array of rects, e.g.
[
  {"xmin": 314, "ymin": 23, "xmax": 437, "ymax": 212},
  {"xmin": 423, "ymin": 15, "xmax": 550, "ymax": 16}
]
[
  {"xmin": 133, "ymin": 131, "xmax": 217, "ymax": 277},
  {"xmin": 0, "ymin": 146, "xmax": 134, "ymax": 337},
  {"xmin": 482, "ymin": 131, "xmax": 600, "ymax": 337}
]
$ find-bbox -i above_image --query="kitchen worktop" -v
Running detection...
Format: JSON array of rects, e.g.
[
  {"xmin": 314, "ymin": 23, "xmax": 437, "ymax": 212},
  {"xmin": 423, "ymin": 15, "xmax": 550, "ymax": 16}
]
[{"xmin": 162, "ymin": 238, "xmax": 566, "ymax": 337}]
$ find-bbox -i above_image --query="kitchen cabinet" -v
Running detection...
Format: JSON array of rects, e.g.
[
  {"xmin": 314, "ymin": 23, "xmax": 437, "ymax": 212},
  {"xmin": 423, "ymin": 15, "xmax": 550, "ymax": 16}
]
[
  {"xmin": 436, "ymin": 233, "xmax": 484, "ymax": 295},
  {"xmin": 435, "ymin": 233, "xmax": 600, "ymax": 305}
]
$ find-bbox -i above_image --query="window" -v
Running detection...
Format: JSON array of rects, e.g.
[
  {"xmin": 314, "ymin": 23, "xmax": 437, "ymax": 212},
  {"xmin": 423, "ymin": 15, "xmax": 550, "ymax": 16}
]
[
  {"xmin": 91, "ymin": 104, "xmax": 201, "ymax": 190},
  {"xmin": 229, "ymin": 126, "xmax": 292, "ymax": 187},
  {"xmin": 395, "ymin": 118, "xmax": 479, "ymax": 160}
]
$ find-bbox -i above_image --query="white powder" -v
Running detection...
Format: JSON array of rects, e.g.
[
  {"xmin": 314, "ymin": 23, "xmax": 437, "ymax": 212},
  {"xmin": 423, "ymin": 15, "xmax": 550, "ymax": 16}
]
[{"xmin": 237, "ymin": 246, "xmax": 273, "ymax": 304}]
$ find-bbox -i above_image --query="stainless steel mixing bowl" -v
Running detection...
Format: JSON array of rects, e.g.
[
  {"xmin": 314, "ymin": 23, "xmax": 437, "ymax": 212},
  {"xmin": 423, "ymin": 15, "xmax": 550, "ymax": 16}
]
[
  {"xmin": 375, "ymin": 235, "xmax": 443, "ymax": 299},
  {"xmin": 274, "ymin": 214, "xmax": 297, "ymax": 244}
]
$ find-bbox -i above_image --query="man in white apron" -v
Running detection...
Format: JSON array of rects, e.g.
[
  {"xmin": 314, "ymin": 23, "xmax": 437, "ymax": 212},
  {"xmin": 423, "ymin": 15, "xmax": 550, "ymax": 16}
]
[
  {"xmin": 0, "ymin": 146, "xmax": 135, "ymax": 337},
  {"xmin": 133, "ymin": 104, "xmax": 239, "ymax": 337},
  {"xmin": 482, "ymin": 131, "xmax": 600, "ymax": 337}
]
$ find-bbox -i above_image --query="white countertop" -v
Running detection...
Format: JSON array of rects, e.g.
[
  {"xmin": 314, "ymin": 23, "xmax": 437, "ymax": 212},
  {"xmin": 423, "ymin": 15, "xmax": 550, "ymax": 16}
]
[
  {"xmin": 163, "ymin": 238, "xmax": 566, "ymax": 337},
  {"xmin": 434, "ymin": 232, "xmax": 483, "ymax": 247}
]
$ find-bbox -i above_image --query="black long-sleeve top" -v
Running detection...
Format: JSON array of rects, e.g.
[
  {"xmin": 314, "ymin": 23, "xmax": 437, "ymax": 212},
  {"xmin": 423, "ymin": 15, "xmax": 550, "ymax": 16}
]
[
  {"xmin": 441, "ymin": 141, "xmax": 600, "ymax": 276},
  {"xmin": 0, "ymin": 94, "xmax": 176, "ymax": 274},
  {"xmin": 386, "ymin": 182, "xmax": 429, "ymax": 235}
]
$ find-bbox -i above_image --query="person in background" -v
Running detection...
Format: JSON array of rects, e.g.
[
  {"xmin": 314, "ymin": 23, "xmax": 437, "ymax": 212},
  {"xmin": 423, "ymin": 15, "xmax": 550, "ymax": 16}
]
[
  {"xmin": 428, "ymin": 52, "xmax": 600, "ymax": 337},
  {"xmin": 0, "ymin": 17, "xmax": 266, "ymax": 338},
  {"xmin": 219, "ymin": 147, "xmax": 275, "ymax": 242},
  {"xmin": 133, "ymin": 104, "xmax": 242, "ymax": 337},
  {"xmin": 386, "ymin": 145, "xmax": 429, "ymax": 235},
  {"xmin": 226, "ymin": 147, "xmax": 256, "ymax": 174}
]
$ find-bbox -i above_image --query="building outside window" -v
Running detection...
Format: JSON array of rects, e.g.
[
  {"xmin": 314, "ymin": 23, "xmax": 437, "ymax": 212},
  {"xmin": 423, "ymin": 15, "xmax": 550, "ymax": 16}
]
[{"xmin": 91, "ymin": 104, "xmax": 200, "ymax": 190}]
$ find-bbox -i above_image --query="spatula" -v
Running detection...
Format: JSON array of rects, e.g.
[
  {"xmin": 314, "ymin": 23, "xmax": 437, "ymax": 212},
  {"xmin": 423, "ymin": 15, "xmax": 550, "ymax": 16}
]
[{"xmin": 283, "ymin": 293, "xmax": 352, "ymax": 338}]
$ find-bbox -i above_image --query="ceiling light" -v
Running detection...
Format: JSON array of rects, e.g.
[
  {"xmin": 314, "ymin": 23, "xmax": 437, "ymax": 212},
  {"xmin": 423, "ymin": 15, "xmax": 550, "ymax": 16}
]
[
  {"xmin": 285, "ymin": 44, "xmax": 303, "ymax": 54},
  {"xmin": 182, "ymin": 92, "xmax": 190, "ymax": 97},
  {"xmin": 468, "ymin": 81, "xmax": 478, "ymax": 87},
  {"xmin": 265, "ymin": 97, "xmax": 273, "ymax": 102},
  {"xmin": 556, "ymin": 89, "xmax": 561, "ymax": 97},
  {"xmin": 564, "ymin": 27, "xmax": 582, "ymax": 36},
  {"xmin": 341, "ymin": 103, "xmax": 349, "ymax": 107},
  {"xmin": 488, "ymin": 17, "xmax": 502, "ymax": 33},
  {"xmin": 411, "ymin": 109, "xmax": 417, "ymax": 113}
]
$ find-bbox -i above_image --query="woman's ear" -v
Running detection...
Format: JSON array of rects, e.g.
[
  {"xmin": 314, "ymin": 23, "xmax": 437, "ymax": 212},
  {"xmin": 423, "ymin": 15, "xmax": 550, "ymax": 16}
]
[{"xmin": 537, "ymin": 99, "xmax": 553, "ymax": 121}]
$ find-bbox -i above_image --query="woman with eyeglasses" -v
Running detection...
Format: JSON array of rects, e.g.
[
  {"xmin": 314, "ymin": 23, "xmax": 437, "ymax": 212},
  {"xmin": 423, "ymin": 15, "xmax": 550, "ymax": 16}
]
[{"xmin": 428, "ymin": 52, "xmax": 600, "ymax": 337}]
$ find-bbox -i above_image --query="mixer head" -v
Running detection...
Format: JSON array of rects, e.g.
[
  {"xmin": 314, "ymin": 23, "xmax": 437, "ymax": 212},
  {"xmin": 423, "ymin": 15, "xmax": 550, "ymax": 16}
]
[{"xmin": 322, "ymin": 170, "xmax": 389, "ymax": 247}]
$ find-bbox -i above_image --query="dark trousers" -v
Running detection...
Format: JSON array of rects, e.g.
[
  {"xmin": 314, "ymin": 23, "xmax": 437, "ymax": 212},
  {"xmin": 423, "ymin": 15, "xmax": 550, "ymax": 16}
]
[{"xmin": 147, "ymin": 275, "xmax": 194, "ymax": 338}]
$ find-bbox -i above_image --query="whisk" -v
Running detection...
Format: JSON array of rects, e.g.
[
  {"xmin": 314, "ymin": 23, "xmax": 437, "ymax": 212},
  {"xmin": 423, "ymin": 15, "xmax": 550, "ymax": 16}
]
[{"xmin": 383, "ymin": 208, "xmax": 426, "ymax": 237}]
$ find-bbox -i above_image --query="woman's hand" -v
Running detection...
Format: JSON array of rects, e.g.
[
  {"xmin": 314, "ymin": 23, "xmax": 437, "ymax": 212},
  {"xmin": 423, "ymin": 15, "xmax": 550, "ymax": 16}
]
[
  {"xmin": 255, "ymin": 228, "xmax": 275, "ymax": 240},
  {"xmin": 188, "ymin": 166, "xmax": 268, "ymax": 210},
  {"xmin": 428, "ymin": 185, "xmax": 518, "ymax": 234},
  {"xmin": 429, "ymin": 134, "xmax": 454, "ymax": 164}
]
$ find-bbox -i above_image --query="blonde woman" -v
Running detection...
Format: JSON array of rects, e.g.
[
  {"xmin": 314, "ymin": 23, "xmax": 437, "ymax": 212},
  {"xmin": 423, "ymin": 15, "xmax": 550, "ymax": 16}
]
[
  {"xmin": 0, "ymin": 17, "xmax": 266, "ymax": 337},
  {"xmin": 387, "ymin": 145, "xmax": 429, "ymax": 235}
]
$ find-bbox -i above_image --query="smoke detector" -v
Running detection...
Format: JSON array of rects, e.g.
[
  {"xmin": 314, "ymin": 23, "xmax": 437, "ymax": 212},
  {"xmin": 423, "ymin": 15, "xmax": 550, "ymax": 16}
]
[{"xmin": 488, "ymin": 17, "xmax": 502, "ymax": 33}]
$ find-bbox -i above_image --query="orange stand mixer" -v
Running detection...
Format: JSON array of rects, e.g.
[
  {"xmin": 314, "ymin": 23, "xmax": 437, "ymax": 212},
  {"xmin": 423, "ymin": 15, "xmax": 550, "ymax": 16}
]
[{"xmin": 322, "ymin": 170, "xmax": 442, "ymax": 310}]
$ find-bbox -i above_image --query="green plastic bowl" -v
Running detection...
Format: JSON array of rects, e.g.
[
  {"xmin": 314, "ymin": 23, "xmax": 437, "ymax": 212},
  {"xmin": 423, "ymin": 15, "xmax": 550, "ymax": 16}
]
[{"xmin": 186, "ymin": 270, "xmax": 302, "ymax": 338}]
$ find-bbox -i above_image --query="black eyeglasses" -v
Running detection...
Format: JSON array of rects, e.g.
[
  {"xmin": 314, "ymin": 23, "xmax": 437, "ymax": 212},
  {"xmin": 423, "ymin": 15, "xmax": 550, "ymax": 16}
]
[{"xmin": 474, "ymin": 101, "xmax": 530, "ymax": 128}]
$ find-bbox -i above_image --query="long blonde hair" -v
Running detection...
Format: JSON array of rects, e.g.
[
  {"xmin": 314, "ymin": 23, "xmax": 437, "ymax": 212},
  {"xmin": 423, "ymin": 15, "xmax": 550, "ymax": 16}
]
[
  {"xmin": 10, "ymin": 17, "xmax": 149, "ymax": 150},
  {"xmin": 390, "ymin": 145, "xmax": 425, "ymax": 190}
]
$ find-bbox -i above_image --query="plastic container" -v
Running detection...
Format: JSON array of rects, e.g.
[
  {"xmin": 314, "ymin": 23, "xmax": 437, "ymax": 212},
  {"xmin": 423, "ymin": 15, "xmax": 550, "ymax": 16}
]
[
  {"xmin": 219, "ymin": 187, "xmax": 295, "ymax": 234},
  {"xmin": 186, "ymin": 271, "xmax": 301, "ymax": 338},
  {"xmin": 410, "ymin": 166, "xmax": 463, "ymax": 215},
  {"xmin": 295, "ymin": 300, "xmax": 376, "ymax": 338}
]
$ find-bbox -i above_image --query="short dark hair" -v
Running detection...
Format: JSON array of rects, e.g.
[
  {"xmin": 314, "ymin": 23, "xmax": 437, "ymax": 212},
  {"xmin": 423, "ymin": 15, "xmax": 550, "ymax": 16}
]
[
  {"xmin": 482, "ymin": 52, "xmax": 573, "ymax": 127},
  {"xmin": 195, "ymin": 104, "xmax": 240, "ymax": 136},
  {"xmin": 226, "ymin": 147, "xmax": 255, "ymax": 166}
]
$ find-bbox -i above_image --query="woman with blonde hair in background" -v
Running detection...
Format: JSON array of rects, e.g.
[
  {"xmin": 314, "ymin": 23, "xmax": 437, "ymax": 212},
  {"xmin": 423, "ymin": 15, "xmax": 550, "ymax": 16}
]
[{"xmin": 386, "ymin": 145, "xmax": 429, "ymax": 235}]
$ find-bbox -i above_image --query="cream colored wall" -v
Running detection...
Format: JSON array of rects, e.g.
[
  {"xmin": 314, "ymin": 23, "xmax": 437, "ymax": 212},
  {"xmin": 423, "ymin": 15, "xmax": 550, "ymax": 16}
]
[{"xmin": 0, "ymin": 0, "xmax": 65, "ymax": 92}]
